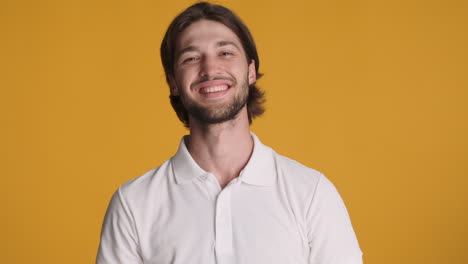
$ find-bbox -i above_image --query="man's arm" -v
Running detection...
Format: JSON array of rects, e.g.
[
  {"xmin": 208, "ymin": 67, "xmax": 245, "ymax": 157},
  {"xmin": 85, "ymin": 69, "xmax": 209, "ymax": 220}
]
[
  {"xmin": 306, "ymin": 175, "xmax": 363, "ymax": 264},
  {"xmin": 96, "ymin": 188, "xmax": 142, "ymax": 264}
]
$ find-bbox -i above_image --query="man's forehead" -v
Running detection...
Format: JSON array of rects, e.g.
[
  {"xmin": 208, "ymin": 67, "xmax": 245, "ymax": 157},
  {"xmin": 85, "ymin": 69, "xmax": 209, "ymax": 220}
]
[{"xmin": 176, "ymin": 19, "xmax": 242, "ymax": 50}]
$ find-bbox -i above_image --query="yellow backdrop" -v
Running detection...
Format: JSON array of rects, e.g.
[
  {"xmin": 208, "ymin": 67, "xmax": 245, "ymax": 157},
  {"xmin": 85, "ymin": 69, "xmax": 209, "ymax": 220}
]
[{"xmin": 2, "ymin": 0, "xmax": 467, "ymax": 263}]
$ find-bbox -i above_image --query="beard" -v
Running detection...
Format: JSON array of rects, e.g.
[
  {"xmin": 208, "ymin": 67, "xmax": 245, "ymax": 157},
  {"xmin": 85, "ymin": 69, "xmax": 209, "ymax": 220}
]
[{"xmin": 180, "ymin": 76, "xmax": 249, "ymax": 125}]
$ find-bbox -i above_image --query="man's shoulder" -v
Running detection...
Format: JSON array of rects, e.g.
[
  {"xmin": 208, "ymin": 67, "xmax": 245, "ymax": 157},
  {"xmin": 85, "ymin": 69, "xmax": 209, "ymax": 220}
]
[
  {"xmin": 269, "ymin": 150, "xmax": 337, "ymax": 213},
  {"xmin": 272, "ymin": 151, "xmax": 324, "ymax": 188},
  {"xmin": 117, "ymin": 158, "xmax": 173, "ymax": 202}
]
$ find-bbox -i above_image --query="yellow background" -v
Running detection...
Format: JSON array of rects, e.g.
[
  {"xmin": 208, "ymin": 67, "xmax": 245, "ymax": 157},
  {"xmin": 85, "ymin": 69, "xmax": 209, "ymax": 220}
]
[{"xmin": 2, "ymin": 0, "xmax": 467, "ymax": 263}]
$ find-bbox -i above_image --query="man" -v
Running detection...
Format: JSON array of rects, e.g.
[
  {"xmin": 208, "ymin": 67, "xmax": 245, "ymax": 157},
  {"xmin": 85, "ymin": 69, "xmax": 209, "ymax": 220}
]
[{"xmin": 97, "ymin": 2, "xmax": 363, "ymax": 264}]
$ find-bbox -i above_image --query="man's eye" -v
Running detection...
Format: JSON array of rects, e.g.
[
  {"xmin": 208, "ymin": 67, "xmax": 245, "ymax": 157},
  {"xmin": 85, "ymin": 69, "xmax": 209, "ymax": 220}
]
[
  {"xmin": 220, "ymin": 51, "xmax": 234, "ymax": 56},
  {"xmin": 183, "ymin": 56, "xmax": 199, "ymax": 63}
]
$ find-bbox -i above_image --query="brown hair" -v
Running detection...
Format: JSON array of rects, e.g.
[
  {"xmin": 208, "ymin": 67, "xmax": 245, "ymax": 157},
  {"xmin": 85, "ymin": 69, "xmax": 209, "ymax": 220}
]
[{"xmin": 160, "ymin": 2, "xmax": 265, "ymax": 127}]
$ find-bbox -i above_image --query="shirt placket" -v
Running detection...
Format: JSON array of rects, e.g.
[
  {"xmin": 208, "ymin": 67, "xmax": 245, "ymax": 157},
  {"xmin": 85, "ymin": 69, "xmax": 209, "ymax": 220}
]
[
  {"xmin": 201, "ymin": 174, "xmax": 241, "ymax": 263},
  {"xmin": 215, "ymin": 185, "xmax": 233, "ymax": 258}
]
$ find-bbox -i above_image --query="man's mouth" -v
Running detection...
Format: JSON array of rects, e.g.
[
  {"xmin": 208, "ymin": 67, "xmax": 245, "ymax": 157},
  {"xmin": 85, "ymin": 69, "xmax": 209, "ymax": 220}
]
[
  {"xmin": 199, "ymin": 85, "xmax": 229, "ymax": 94},
  {"xmin": 192, "ymin": 79, "xmax": 234, "ymax": 97}
]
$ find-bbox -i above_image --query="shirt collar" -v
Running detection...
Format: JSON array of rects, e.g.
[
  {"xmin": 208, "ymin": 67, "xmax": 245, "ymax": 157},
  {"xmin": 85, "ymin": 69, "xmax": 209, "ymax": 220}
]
[{"xmin": 171, "ymin": 132, "xmax": 276, "ymax": 186}]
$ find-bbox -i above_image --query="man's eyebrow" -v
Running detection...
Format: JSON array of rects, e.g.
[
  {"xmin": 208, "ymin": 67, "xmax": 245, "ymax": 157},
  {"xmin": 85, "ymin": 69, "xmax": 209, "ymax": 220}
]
[
  {"xmin": 176, "ymin": 46, "xmax": 198, "ymax": 59},
  {"xmin": 176, "ymin": 41, "xmax": 241, "ymax": 59},
  {"xmin": 216, "ymin": 41, "xmax": 241, "ymax": 50}
]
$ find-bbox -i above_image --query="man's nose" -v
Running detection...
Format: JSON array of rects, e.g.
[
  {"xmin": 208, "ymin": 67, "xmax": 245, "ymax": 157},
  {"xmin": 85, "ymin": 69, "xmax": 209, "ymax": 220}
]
[{"xmin": 199, "ymin": 56, "xmax": 221, "ymax": 77}]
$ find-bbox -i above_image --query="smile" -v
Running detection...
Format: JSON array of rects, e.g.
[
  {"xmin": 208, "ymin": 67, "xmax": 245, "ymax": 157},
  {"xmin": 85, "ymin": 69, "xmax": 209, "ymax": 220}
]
[{"xmin": 199, "ymin": 85, "xmax": 229, "ymax": 94}]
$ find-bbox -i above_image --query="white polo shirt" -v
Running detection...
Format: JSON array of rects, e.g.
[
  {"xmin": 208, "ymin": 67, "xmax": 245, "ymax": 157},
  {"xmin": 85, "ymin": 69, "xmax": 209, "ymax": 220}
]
[{"xmin": 97, "ymin": 133, "xmax": 363, "ymax": 264}]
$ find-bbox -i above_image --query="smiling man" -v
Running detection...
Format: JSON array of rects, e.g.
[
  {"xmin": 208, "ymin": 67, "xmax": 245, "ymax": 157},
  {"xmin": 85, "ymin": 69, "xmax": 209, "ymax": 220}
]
[
  {"xmin": 97, "ymin": 2, "xmax": 363, "ymax": 264},
  {"xmin": 173, "ymin": 19, "xmax": 255, "ymax": 131}
]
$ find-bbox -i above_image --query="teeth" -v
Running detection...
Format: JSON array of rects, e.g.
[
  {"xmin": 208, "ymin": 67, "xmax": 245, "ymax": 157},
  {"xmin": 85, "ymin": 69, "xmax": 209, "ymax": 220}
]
[{"xmin": 200, "ymin": 85, "xmax": 228, "ymax": 94}]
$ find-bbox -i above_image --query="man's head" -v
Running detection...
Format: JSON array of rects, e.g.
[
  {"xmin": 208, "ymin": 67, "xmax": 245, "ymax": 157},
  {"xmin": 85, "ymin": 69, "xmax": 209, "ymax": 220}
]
[{"xmin": 160, "ymin": 2, "xmax": 265, "ymax": 127}]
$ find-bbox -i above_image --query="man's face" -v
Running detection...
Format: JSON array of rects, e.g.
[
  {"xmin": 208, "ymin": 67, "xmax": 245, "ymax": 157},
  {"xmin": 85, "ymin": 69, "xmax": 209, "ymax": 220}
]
[{"xmin": 173, "ymin": 19, "xmax": 256, "ymax": 125}]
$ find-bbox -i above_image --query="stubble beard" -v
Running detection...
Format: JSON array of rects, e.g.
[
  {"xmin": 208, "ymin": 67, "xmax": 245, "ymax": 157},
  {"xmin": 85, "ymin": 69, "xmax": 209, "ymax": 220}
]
[{"xmin": 180, "ymin": 77, "xmax": 249, "ymax": 125}]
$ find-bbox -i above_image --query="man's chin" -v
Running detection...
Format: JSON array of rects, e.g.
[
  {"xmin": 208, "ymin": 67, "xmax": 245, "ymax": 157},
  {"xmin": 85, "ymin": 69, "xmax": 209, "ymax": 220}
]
[
  {"xmin": 192, "ymin": 111, "xmax": 240, "ymax": 125},
  {"xmin": 189, "ymin": 103, "xmax": 246, "ymax": 125},
  {"xmin": 182, "ymin": 88, "xmax": 248, "ymax": 126}
]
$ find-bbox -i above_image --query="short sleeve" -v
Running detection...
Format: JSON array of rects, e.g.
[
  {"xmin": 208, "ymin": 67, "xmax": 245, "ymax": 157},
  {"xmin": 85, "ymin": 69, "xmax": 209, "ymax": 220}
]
[
  {"xmin": 306, "ymin": 175, "xmax": 363, "ymax": 264},
  {"xmin": 96, "ymin": 188, "xmax": 142, "ymax": 264}
]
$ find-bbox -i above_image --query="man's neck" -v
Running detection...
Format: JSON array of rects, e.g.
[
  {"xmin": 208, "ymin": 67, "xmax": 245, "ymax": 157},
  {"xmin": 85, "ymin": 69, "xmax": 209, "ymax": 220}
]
[{"xmin": 186, "ymin": 109, "xmax": 253, "ymax": 189}]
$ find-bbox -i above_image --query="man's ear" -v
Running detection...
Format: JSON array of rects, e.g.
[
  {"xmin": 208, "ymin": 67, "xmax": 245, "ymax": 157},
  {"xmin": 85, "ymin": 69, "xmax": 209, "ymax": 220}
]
[
  {"xmin": 248, "ymin": 60, "xmax": 257, "ymax": 85},
  {"xmin": 171, "ymin": 86, "xmax": 180, "ymax": 96},
  {"xmin": 169, "ymin": 78, "xmax": 180, "ymax": 96}
]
